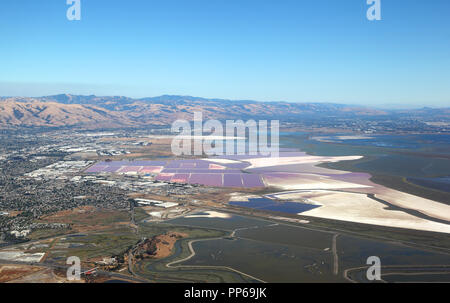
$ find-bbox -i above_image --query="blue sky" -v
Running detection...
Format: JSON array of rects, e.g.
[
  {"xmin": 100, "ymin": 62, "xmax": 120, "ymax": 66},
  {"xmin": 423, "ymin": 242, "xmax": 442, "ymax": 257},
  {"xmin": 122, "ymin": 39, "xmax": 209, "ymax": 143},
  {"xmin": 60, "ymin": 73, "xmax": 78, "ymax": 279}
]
[{"xmin": 0, "ymin": 0, "xmax": 449, "ymax": 108}]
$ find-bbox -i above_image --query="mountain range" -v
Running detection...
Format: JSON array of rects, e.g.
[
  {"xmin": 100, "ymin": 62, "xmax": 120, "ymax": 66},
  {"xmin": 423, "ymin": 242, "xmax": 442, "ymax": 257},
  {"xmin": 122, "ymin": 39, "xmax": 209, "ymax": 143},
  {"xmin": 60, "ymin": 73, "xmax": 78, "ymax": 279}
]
[{"xmin": 0, "ymin": 94, "xmax": 448, "ymax": 129}]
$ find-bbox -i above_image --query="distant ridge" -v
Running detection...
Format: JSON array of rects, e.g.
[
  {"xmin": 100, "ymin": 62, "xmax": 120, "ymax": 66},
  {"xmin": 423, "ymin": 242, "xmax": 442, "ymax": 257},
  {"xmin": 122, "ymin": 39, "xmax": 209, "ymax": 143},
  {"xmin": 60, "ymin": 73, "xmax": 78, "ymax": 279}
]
[{"xmin": 0, "ymin": 94, "xmax": 448, "ymax": 129}]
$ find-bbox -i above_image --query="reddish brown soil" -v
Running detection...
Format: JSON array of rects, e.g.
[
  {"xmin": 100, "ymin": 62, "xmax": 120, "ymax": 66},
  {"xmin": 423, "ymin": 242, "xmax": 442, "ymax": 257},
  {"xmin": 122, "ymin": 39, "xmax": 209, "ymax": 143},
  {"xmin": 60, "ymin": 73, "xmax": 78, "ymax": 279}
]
[
  {"xmin": 0, "ymin": 265, "xmax": 43, "ymax": 282},
  {"xmin": 137, "ymin": 232, "xmax": 188, "ymax": 259}
]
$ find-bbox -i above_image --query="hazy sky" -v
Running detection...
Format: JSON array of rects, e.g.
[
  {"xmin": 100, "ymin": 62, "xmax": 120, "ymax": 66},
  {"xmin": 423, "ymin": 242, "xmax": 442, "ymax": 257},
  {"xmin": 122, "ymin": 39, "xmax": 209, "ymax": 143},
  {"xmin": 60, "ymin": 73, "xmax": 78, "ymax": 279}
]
[{"xmin": 0, "ymin": 0, "xmax": 449, "ymax": 107}]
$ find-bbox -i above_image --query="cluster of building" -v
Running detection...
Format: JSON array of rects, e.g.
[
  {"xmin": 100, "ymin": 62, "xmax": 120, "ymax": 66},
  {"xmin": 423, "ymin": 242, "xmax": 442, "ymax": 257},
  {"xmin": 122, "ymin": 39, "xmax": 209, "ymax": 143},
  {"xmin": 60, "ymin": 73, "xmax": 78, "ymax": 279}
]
[
  {"xmin": 0, "ymin": 136, "xmax": 213, "ymax": 244},
  {"xmin": 283, "ymin": 116, "xmax": 450, "ymax": 134},
  {"xmin": 25, "ymin": 161, "xmax": 94, "ymax": 181},
  {"xmin": 134, "ymin": 198, "xmax": 178, "ymax": 209}
]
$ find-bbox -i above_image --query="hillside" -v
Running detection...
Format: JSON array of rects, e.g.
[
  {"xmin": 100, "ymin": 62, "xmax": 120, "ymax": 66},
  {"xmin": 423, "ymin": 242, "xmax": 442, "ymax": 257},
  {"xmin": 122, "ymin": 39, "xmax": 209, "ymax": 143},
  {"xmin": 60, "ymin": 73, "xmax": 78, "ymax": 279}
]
[{"xmin": 0, "ymin": 94, "xmax": 447, "ymax": 129}]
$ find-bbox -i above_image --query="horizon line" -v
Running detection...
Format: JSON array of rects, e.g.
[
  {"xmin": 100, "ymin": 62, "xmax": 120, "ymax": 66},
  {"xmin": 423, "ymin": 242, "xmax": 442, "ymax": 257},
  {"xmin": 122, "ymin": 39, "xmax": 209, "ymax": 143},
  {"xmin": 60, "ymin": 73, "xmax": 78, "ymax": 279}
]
[{"xmin": 1, "ymin": 93, "xmax": 447, "ymax": 111}]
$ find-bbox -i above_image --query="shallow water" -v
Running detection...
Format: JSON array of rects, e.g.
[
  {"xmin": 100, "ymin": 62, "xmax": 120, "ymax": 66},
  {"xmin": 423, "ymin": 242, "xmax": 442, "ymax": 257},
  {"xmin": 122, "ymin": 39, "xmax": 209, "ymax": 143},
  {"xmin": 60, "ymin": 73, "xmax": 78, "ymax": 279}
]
[{"xmin": 229, "ymin": 198, "xmax": 321, "ymax": 214}]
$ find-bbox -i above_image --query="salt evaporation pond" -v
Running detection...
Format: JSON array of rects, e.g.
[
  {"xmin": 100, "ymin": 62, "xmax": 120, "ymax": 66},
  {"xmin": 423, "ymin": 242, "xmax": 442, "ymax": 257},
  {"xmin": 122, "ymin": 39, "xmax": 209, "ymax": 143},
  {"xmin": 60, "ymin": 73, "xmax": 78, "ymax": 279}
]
[{"xmin": 229, "ymin": 198, "xmax": 320, "ymax": 214}]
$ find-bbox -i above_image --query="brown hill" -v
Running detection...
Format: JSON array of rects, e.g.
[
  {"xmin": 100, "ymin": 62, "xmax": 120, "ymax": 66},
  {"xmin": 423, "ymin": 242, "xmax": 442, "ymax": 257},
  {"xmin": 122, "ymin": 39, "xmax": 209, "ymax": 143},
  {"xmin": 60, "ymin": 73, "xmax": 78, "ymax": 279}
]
[
  {"xmin": 0, "ymin": 100, "xmax": 129, "ymax": 128},
  {"xmin": 1, "ymin": 94, "xmax": 443, "ymax": 129}
]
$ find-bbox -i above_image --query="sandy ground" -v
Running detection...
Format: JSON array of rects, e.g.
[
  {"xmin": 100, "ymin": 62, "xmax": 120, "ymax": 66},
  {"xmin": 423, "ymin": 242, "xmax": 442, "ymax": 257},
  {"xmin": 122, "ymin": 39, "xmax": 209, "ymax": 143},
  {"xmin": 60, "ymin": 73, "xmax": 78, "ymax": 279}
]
[
  {"xmin": 228, "ymin": 193, "xmax": 262, "ymax": 202},
  {"xmin": 145, "ymin": 135, "xmax": 246, "ymax": 140},
  {"xmin": 263, "ymin": 173, "xmax": 372, "ymax": 190},
  {"xmin": 335, "ymin": 135, "xmax": 373, "ymax": 140},
  {"xmin": 273, "ymin": 190, "xmax": 450, "ymax": 234},
  {"xmin": 373, "ymin": 189, "xmax": 450, "ymax": 222},
  {"xmin": 0, "ymin": 251, "xmax": 45, "ymax": 263},
  {"xmin": 185, "ymin": 211, "xmax": 231, "ymax": 219},
  {"xmin": 311, "ymin": 135, "xmax": 373, "ymax": 142},
  {"xmin": 245, "ymin": 155, "xmax": 363, "ymax": 169},
  {"xmin": 149, "ymin": 211, "xmax": 163, "ymax": 218},
  {"xmin": 0, "ymin": 264, "xmax": 43, "ymax": 283},
  {"xmin": 229, "ymin": 153, "xmax": 450, "ymax": 234},
  {"xmin": 6, "ymin": 267, "xmax": 75, "ymax": 283}
]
